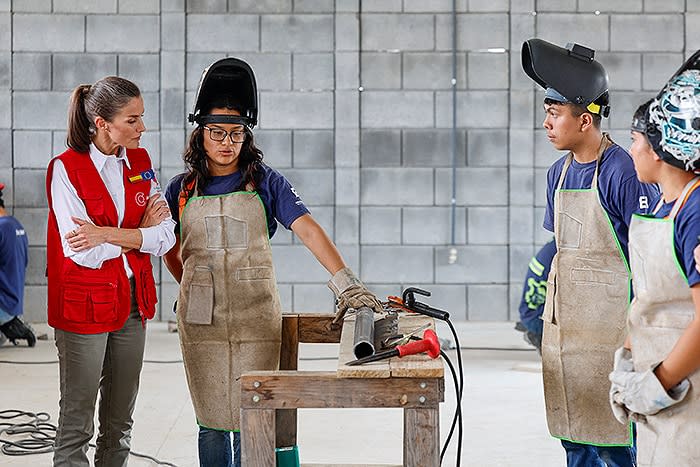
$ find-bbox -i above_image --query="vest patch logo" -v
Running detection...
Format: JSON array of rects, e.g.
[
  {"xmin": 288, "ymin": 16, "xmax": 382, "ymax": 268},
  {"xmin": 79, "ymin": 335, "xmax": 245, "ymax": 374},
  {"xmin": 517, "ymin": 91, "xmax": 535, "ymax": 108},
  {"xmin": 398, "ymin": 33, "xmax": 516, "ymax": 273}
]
[{"xmin": 135, "ymin": 192, "xmax": 147, "ymax": 207}]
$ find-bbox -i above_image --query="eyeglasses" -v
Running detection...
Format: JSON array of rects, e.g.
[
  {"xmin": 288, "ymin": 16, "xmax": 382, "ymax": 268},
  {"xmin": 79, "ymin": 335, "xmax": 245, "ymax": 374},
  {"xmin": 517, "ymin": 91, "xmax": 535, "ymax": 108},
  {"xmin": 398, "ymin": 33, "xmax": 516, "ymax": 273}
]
[{"xmin": 203, "ymin": 126, "xmax": 246, "ymax": 144}]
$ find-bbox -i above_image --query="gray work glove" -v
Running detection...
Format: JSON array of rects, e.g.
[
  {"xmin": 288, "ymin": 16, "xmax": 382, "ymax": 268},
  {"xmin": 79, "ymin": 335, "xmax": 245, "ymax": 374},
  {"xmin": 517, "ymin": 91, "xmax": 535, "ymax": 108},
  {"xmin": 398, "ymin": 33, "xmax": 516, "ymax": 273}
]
[
  {"xmin": 609, "ymin": 362, "xmax": 690, "ymax": 419},
  {"xmin": 608, "ymin": 347, "xmax": 635, "ymax": 424},
  {"xmin": 327, "ymin": 267, "xmax": 383, "ymax": 324}
]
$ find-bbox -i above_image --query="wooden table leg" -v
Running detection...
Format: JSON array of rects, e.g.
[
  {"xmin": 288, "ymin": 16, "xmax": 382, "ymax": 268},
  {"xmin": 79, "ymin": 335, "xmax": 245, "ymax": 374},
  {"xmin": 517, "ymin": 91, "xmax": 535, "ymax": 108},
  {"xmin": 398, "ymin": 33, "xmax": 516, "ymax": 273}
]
[
  {"xmin": 403, "ymin": 407, "xmax": 440, "ymax": 467},
  {"xmin": 241, "ymin": 408, "xmax": 276, "ymax": 467}
]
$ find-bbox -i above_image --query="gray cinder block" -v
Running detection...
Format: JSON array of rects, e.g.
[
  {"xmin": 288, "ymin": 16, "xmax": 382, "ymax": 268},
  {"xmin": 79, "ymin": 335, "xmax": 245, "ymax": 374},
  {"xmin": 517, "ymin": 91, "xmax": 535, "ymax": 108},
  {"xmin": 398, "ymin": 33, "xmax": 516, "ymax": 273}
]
[
  {"xmin": 86, "ymin": 15, "xmax": 160, "ymax": 53},
  {"xmin": 361, "ymin": 91, "xmax": 434, "ymax": 128},
  {"xmin": 402, "ymin": 206, "xmax": 467, "ymax": 245},
  {"xmin": 403, "ymin": 129, "xmax": 467, "ymax": 168},
  {"xmin": 52, "ymin": 54, "xmax": 117, "ymax": 91},
  {"xmin": 467, "ymin": 129, "xmax": 507, "ymax": 167},
  {"xmin": 13, "ymin": 14, "xmax": 85, "ymax": 52},
  {"xmin": 361, "ymin": 52, "xmax": 401, "ymax": 90},
  {"xmin": 468, "ymin": 284, "xmax": 508, "ymax": 321},
  {"xmin": 186, "ymin": 15, "xmax": 258, "ymax": 52},
  {"xmin": 13, "ymin": 91, "xmax": 70, "ymax": 130},
  {"xmin": 360, "ymin": 168, "xmax": 434, "ymax": 205},
  {"xmin": 435, "ymin": 245, "xmax": 507, "ymax": 283},
  {"xmin": 13, "ymin": 130, "xmax": 52, "ymax": 169},
  {"xmin": 536, "ymin": 13, "xmax": 609, "ymax": 52},
  {"xmin": 435, "ymin": 167, "xmax": 508, "ymax": 206},
  {"xmin": 259, "ymin": 92, "xmax": 334, "ymax": 129},
  {"xmin": 360, "ymin": 207, "xmax": 401, "ymax": 245},
  {"xmin": 361, "ymin": 245, "xmax": 434, "ymax": 283},
  {"xmin": 361, "ymin": 130, "xmax": 401, "ymax": 167},
  {"xmin": 293, "ymin": 53, "xmax": 334, "ymax": 90},
  {"xmin": 120, "ymin": 54, "xmax": 160, "ymax": 92},
  {"xmin": 12, "ymin": 53, "xmax": 51, "ymax": 90},
  {"xmin": 403, "ymin": 52, "xmax": 467, "ymax": 90},
  {"xmin": 611, "ymin": 14, "xmax": 684, "ymax": 52},
  {"xmin": 361, "ymin": 14, "xmax": 434, "ymax": 51},
  {"xmin": 467, "ymin": 206, "xmax": 507, "ymax": 245},
  {"xmin": 261, "ymin": 15, "xmax": 333, "ymax": 52}
]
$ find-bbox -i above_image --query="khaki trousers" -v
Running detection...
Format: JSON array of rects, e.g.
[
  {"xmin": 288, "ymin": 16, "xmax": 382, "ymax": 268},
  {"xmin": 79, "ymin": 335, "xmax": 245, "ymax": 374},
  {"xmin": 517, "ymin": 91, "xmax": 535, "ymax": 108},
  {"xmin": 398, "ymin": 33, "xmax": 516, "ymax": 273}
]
[{"xmin": 53, "ymin": 282, "xmax": 145, "ymax": 467}]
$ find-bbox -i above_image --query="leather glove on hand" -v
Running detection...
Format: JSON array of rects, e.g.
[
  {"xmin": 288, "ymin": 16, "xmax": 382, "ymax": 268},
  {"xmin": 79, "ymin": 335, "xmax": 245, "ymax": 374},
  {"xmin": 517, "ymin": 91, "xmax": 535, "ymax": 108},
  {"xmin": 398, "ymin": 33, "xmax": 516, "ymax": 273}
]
[
  {"xmin": 328, "ymin": 267, "xmax": 383, "ymax": 324},
  {"xmin": 609, "ymin": 363, "xmax": 690, "ymax": 418},
  {"xmin": 608, "ymin": 347, "xmax": 634, "ymax": 424}
]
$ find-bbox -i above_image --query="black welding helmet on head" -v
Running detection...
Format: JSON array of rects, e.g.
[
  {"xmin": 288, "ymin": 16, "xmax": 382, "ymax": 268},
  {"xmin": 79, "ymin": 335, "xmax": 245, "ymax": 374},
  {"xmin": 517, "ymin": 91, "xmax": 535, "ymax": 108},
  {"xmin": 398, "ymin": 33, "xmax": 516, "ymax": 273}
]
[
  {"xmin": 642, "ymin": 50, "xmax": 700, "ymax": 173},
  {"xmin": 188, "ymin": 57, "xmax": 258, "ymax": 128},
  {"xmin": 522, "ymin": 38, "xmax": 610, "ymax": 118}
]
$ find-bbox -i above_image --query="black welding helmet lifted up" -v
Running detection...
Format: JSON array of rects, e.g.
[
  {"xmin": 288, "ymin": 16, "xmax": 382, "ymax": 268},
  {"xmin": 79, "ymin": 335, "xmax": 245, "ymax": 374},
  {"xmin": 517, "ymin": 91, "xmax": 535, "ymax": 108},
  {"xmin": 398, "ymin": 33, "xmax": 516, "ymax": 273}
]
[
  {"xmin": 522, "ymin": 38, "xmax": 610, "ymax": 117},
  {"xmin": 188, "ymin": 57, "xmax": 258, "ymax": 128}
]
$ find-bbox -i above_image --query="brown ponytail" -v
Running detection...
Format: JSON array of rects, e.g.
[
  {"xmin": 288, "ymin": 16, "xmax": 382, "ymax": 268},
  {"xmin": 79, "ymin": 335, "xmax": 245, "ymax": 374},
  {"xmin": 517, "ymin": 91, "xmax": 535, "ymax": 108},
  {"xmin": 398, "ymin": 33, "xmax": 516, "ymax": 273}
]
[
  {"xmin": 66, "ymin": 84, "xmax": 93, "ymax": 153},
  {"xmin": 65, "ymin": 76, "xmax": 141, "ymax": 154}
]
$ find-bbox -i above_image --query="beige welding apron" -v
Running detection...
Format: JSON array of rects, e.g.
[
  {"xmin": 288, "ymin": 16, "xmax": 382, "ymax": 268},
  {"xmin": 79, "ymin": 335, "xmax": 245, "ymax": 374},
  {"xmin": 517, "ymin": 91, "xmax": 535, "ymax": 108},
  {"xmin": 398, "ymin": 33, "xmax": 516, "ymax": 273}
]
[
  {"xmin": 176, "ymin": 190, "xmax": 282, "ymax": 431},
  {"xmin": 628, "ymin": 176, "xmax": 700, "ymax": 466},
  {"xmin": 541, "ymin": 135, "xmax": 632, "ymax": 445}
]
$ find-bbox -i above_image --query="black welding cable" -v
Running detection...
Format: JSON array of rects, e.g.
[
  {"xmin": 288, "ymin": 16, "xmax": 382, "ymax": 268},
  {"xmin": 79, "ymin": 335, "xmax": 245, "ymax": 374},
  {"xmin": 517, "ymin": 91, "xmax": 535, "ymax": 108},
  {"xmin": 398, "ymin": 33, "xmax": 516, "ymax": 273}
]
[
  {"xmin": 440, "ymin": 318, "xmax": 463, "ymax": 466},
  {"xmin": 439, "ymin": 350, "xmax": 462, "ymax": 467},
  {"xmin": 0, "ymin": 410, "xmax": 179, "ymax": 466}
]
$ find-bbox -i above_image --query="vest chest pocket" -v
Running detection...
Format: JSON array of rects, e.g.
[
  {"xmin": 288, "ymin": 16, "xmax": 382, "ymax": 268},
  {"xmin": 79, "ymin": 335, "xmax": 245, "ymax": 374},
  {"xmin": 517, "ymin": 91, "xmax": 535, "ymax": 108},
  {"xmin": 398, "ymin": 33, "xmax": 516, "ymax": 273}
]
[
  {"xmin": 186, "ymin": 266, "xmax": 214, "ymax": 325},
  {"xmin": 82, "ymin": 195, "xmax": 104, "ymax": 216},
  {"xmin": 61, "ymin": 283, "xmax": 117, "ymax": 323}
]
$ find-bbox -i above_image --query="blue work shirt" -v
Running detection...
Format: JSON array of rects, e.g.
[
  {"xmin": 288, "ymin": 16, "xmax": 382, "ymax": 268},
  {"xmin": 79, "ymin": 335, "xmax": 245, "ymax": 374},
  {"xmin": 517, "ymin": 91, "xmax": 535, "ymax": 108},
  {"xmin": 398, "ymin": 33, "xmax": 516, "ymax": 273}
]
[
  {"xmin": 165, "ymin": 164, "xmax": 310, "ymax": 239},
  {"xmin": 0, "ymin": 216, "xmax": 28, "ymax": 316},
  {"xmin": 650, "ymin": 185, "xmax": 700, "ymax": 287},
  {"xmin": 544, "ymin": 144, "xmax": 659, "ymax": 261}
]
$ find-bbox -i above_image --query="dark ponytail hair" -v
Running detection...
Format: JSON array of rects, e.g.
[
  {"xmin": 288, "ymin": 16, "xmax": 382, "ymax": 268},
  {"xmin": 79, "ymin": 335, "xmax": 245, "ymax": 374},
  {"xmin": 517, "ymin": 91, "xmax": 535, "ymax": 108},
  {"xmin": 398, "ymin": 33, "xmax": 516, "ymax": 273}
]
[
  {"xmin": 182, "ymin": 96, "xmax": 264, "ymax": 199},
  {"xmin": 66, "ymin": 76, "xmax": 141, "ymax": 153}
]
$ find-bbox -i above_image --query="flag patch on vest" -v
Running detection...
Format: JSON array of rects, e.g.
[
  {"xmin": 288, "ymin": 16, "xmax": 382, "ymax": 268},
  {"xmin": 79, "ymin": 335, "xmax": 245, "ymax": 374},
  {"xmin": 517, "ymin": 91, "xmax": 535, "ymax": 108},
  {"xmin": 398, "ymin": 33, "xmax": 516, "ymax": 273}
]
[{"xmin": 129, "ymin": 169, "xmax": 155, "ymax": 183}]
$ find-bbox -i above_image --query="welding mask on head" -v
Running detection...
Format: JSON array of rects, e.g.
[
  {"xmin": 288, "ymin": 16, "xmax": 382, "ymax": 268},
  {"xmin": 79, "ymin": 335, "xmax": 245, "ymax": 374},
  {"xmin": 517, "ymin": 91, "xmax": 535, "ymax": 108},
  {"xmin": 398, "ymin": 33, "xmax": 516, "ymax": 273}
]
[
  {"xmin": 522, "ymin": 38, "xmax": 610, "ymax": 118},
  {"xmin": 188, "ymin": 57, "xmax": 258, "ymax": 128},
  {"xmin": 642, "ymin": 51, "xmax": 700, "ymax": 173}
]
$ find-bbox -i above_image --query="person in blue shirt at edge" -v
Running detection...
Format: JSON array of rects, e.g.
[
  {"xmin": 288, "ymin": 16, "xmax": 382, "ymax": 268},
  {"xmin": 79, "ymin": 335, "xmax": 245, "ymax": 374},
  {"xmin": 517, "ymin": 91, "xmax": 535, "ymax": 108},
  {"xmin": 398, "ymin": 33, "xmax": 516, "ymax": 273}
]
[
  {"xmin": 162, "ymin": 57, "xmax": 383, "ymax": 467},
  {"xmin": 522, "ymin": 38, "xmax": 659, "ymax": 467},
  {"xmin": 608, "ymin": 53, "xmax": 700, "ymax": 467},
  {"xmin": 515, "ymin": 238, "xmax": 556, "ymax": 353},
  {"xmin": 0, "ymin": 182, "xmax": 35, "ymax": 347}
]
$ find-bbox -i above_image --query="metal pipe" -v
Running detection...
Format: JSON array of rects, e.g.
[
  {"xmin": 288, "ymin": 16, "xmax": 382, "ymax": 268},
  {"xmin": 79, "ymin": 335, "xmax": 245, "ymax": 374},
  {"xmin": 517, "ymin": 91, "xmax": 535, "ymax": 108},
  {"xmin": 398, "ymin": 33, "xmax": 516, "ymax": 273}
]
[{"xmin": 353, "ymin": 306, "xmax": 375, "ymax": 359}]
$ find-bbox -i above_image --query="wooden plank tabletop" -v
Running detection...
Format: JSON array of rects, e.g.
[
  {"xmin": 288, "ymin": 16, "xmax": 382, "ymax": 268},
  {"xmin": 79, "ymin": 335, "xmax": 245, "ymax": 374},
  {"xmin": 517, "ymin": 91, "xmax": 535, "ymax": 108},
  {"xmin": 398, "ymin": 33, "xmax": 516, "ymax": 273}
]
[{"xmin": 336, "ymin": 312, "xmax": 444, "ymax": 379}]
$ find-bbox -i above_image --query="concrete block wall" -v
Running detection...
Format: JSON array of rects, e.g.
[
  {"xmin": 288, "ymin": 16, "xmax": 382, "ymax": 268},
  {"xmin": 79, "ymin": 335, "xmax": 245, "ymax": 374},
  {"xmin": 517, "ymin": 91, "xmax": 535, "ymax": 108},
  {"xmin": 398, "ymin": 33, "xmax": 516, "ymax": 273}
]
[{"xmin": 2, "ymin": 1, "xmax": 697, "ymax": 323}]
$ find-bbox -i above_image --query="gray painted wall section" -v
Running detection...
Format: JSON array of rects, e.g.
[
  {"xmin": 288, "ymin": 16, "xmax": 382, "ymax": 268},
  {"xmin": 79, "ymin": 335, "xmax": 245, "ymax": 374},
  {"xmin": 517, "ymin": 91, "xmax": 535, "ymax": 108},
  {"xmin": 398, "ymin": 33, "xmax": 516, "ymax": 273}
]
[{"xmin": 2, "ymin": 1, "xmax": 696, "ymax": 323}]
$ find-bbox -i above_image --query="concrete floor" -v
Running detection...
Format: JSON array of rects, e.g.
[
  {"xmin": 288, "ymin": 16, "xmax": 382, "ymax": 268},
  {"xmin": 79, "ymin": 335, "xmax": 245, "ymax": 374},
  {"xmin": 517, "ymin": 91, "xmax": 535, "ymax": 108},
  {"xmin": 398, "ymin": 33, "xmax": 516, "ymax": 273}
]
[{"xmin": 0, "ymin": 321, "xmax": 564, "ymax": 466}]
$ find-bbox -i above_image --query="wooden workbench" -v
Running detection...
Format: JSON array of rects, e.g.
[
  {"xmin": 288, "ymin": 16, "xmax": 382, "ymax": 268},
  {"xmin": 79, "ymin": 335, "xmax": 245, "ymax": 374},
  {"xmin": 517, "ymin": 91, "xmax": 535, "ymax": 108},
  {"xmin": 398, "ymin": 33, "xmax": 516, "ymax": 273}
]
[{"xmin": 239, "ymin": 312, "xmax": 445, "ymax": 467}]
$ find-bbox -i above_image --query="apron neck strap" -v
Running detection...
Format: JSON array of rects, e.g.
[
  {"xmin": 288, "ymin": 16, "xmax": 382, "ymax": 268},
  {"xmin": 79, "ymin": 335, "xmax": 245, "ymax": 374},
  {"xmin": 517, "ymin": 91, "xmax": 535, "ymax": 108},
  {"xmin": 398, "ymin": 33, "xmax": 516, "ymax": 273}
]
[
  {"xmin": 669, "ymin": 175, "xmax": 700, "ymax": 219},
  {"xmin": 556, "ymin": 134, "xmax": 611, "ymax": 191}
]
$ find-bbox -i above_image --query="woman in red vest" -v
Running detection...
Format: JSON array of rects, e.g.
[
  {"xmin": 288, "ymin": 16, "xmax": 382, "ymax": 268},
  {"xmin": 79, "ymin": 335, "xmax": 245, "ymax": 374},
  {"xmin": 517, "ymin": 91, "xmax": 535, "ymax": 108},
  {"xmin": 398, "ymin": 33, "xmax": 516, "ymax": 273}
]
[{"xmin": 45, "ymin": 76, "xmax": 176, "ymax": 467}]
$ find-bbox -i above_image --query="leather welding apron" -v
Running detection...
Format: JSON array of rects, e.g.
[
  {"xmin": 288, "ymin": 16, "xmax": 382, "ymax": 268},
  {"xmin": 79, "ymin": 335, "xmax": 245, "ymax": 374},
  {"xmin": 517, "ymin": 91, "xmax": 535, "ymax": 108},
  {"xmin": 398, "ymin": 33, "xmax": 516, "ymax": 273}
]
[
  {"xmin": 541, "ymin": 135, "xmax": 632, "ymax": 445},
  {"xmin": 628, "ymin": 176, "xmax": 700, "ymax": 466},
  {"xmin": 177, "ymin": 190, "xmax": 282, "ymax": 431}
]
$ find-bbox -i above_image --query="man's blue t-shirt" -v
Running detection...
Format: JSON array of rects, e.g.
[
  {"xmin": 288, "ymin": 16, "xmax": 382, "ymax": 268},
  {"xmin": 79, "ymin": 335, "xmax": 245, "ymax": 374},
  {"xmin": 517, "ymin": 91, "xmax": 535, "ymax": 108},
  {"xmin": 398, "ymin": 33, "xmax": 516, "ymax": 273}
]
[
  {"xmin": 519, "ymin": 238, "xmax": 557, "ymax": 324},
  {"xmin": 650, "ymin": 185, "xmax": 700, "ymax": 288},
  {"xmin": 164, "ymin": 164, "xmax": 310, "ymax": 239},
  {"xmin": 0, "ymin": 216, "xmax": 28, "ymax": 316},
  {"xmin": 543, "ymin": 144, "xmax": 659, "ymax": 260}
]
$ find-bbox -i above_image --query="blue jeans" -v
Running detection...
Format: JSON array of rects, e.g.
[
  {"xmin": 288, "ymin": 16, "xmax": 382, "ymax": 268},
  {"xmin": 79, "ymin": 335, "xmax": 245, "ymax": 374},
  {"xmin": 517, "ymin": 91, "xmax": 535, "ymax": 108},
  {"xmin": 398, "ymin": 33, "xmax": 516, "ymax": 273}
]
[
  {"xmin": 198, "ymin": 427, "xmax": 240, "ymax": 467},
  {"xmin": 0, "ymin": 307, "xmax": 14, "ymax": 325},
  {"xmin": 561, "ymin": 440, "xmax": 636, "ymax": 467}
]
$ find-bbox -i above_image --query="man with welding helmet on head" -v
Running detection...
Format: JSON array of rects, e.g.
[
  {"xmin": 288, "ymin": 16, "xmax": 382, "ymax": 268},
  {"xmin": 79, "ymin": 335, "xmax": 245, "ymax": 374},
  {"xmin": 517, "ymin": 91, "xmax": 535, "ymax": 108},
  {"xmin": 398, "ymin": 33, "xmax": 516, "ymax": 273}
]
[
  {"xmin": 163, "ymin": 57, "xmax": 382, "ymax": 467},
  {"xmin": 522, "ymin": 39, "xmax": 658, "ymax": 466}
]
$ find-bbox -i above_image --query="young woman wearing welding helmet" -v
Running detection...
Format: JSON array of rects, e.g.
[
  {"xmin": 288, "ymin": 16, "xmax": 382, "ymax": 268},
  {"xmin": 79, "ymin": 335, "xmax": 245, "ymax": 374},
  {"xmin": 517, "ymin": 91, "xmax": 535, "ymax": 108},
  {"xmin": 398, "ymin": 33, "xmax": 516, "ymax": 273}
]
[
  {"xmin": 162, "ymin": 57, "xmax": 382, "ymax": 467},
  {"xmin": 609, "ymin": 53, "xmax": 700, "ymax": 466}
]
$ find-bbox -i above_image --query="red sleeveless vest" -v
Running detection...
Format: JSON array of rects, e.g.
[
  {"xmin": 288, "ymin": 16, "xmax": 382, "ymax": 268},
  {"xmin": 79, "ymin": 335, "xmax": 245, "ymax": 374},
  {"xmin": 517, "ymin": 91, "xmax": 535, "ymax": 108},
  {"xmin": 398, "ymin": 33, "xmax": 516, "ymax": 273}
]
[{"xmin": 46, "ymin": 148, "xmax": 158, "ymax": 334}]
